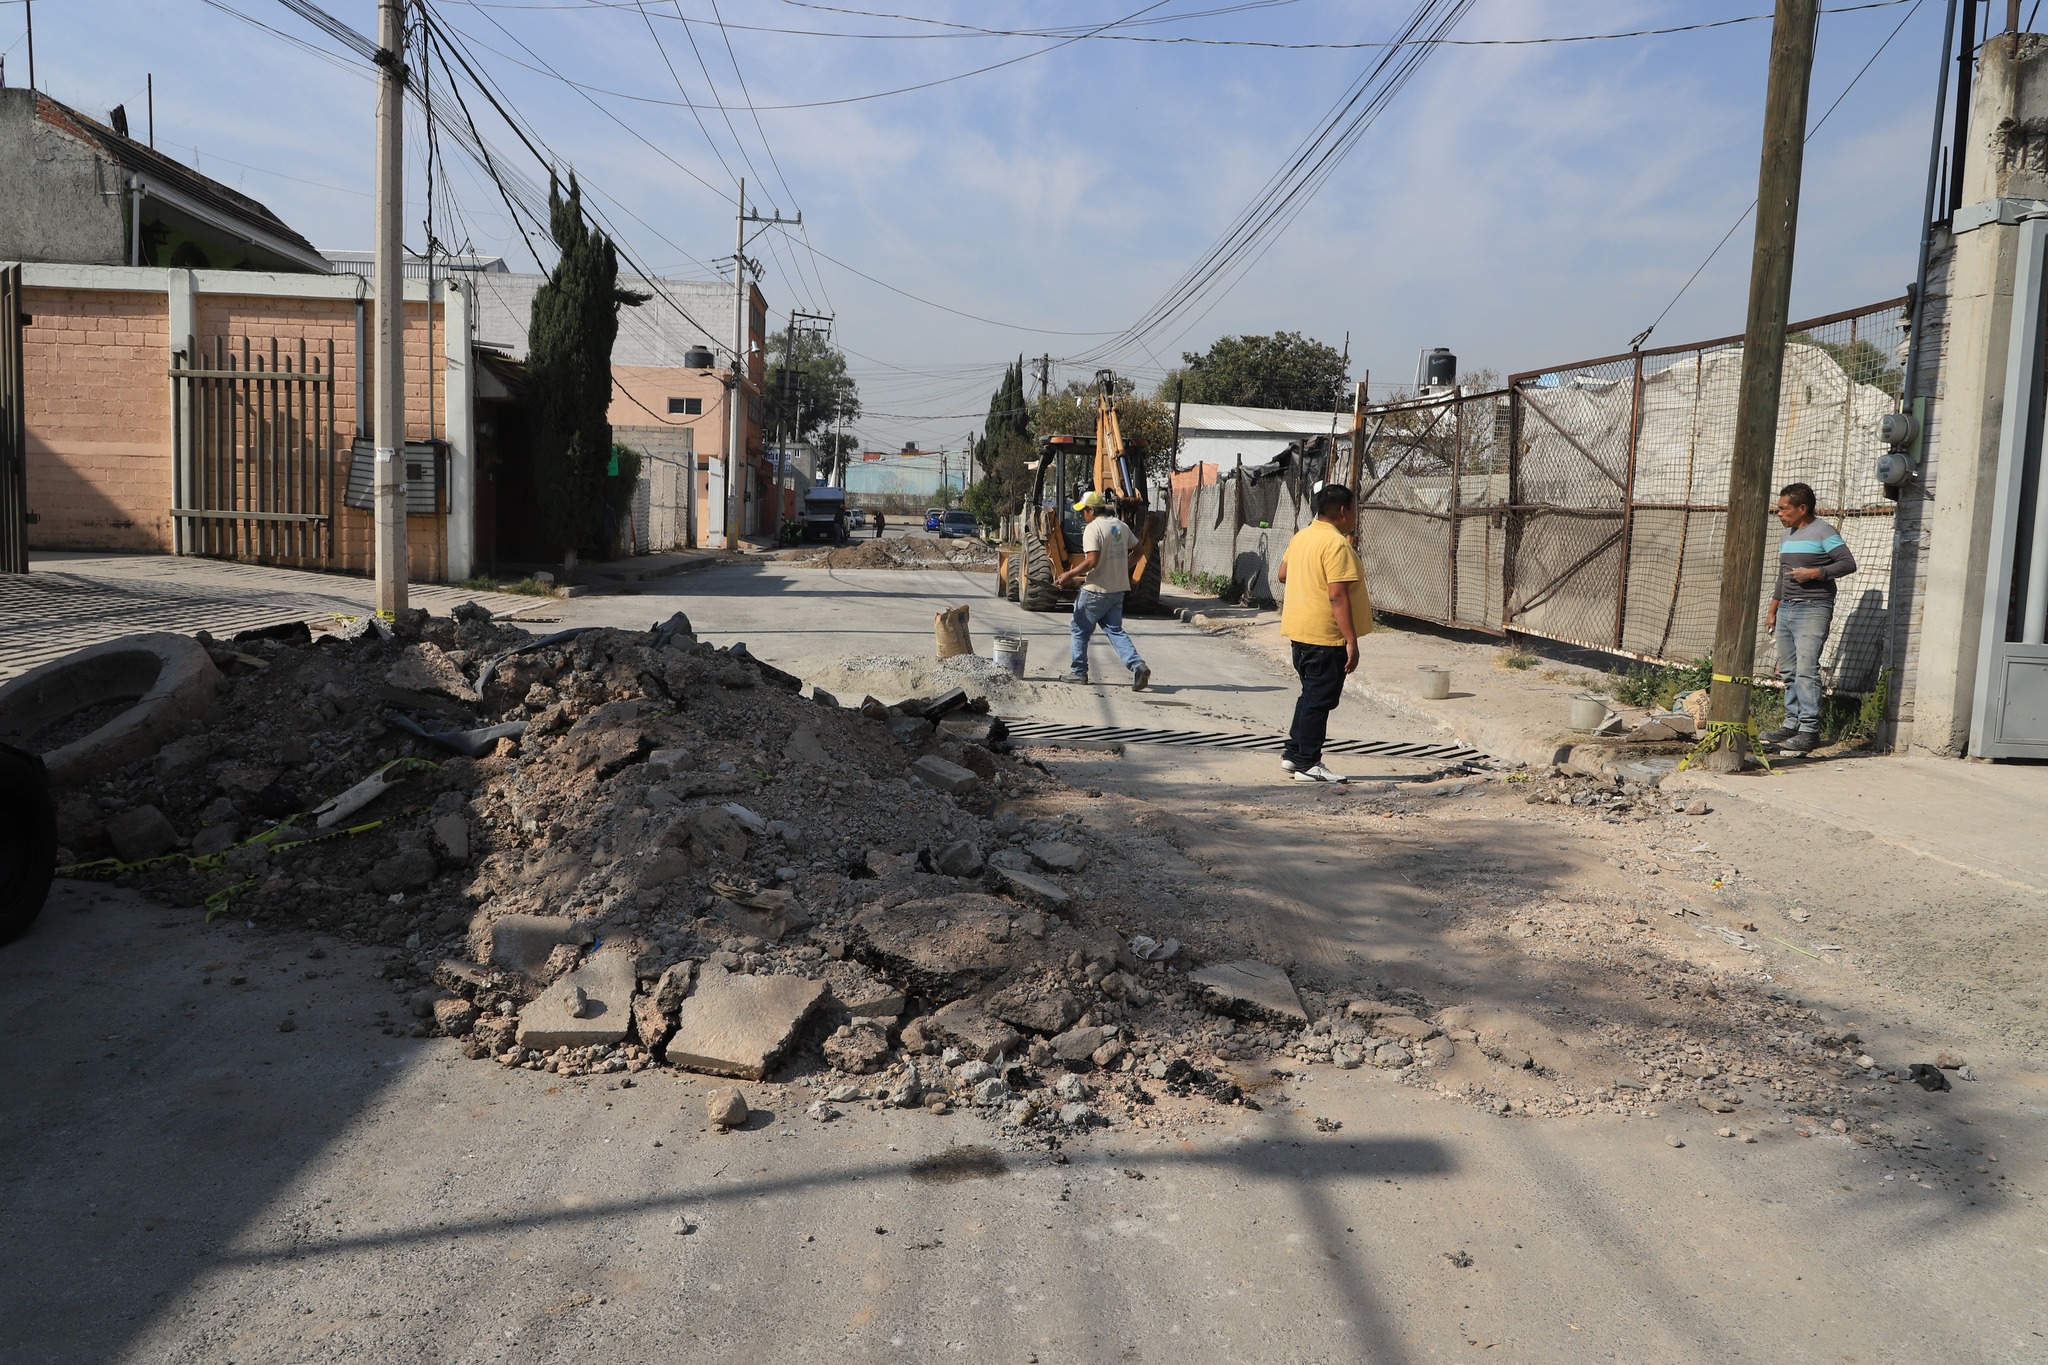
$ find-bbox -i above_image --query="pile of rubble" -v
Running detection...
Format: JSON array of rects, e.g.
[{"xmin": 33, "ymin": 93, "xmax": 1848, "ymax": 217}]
[
  {"xmin": 45, "ymin": 605, "xmax": 1334, "ymax": 1136},
  {"xmin": 786, "ymin": 537, "xmax": 997, "ymax": 571}
]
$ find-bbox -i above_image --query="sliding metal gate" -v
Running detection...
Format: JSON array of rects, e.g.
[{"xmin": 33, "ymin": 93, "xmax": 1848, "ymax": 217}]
[{"xmin": 171, "ymin": 335, "xmax": 336, "ymax": 563}]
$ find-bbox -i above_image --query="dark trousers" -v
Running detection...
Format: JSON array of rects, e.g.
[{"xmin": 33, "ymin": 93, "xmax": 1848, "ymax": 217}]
[{"xmin": 1283, "ymin": 640, "xmax": 1347, "ymax": 767}]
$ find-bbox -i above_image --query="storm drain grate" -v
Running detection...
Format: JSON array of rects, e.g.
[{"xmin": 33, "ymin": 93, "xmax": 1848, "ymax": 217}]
[{"xmin": 1001, "ymin": 719, "xmax": 1485, "ymax": 763}]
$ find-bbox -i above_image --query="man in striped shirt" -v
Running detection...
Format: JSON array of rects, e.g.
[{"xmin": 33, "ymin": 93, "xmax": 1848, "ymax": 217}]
[{"xmin": 1763, "ymin": 482, "xmax": 1857, "ymax": 755}]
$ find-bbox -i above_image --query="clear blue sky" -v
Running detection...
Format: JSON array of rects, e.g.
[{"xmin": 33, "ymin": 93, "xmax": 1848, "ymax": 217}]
[{"xmin": 11, "ymin": 0, "xmax": 1951, "ymax": 452}]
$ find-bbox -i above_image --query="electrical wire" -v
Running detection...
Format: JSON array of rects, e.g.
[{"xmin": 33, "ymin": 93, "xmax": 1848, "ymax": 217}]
[{"xmin": 1629, "ymin": 0, "xmax": 1927, "ymax": 349}]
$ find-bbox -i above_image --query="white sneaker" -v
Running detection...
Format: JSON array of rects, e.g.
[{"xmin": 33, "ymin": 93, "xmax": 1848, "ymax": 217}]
[
  {"xmin": 1292, "ymin": 763, "xmax": 1342, "ymax": 783},
  {"xmin": 1280, "ymin": 758, "xmax": 1297, "ymax": 773}
]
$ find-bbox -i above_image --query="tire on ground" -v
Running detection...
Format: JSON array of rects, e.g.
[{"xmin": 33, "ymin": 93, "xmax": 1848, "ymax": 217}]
[
  {"xmin": 1020, "ymin": 533, "xmax": 1061, "ymax": 612},
  {"xmin": 0, "ymin": 744, "xmax": 57, "ymax": 945}
]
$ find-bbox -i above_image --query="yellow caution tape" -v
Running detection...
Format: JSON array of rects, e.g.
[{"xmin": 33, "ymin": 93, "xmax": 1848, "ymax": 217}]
[{"xmin": 1677, "ymin": 718, "xmax": 1774, "ymax": 774}]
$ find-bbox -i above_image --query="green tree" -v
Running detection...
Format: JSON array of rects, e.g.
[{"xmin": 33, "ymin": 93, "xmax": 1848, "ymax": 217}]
[
  {"xmin": 1172, "ymin": 330, "xmax": 1349, "ymax": 411},
  {"xmin": 528, "ymin": 174, "xmax": 645, "ymax": 571},
  {"xmin": 1033, "ymin": 374, "xmax": 1179, "ymax": 482},
  {"xmin": 1787, "ymin": 331, "xmax": 1902, "ymax": 398},
  {"xmin": 972, "ymin": 358, "xmax": 1035, "ymax": 516},
  {"xmin": 765, "ymin": 330, "xmax": 861, "ymax": 484}
]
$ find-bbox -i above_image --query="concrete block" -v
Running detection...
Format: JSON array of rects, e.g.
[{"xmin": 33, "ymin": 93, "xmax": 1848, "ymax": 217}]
[
  {"xmin": 663, "ymin": 966, "xmax": 826, "ymax": 1080},
  {"xmin": 1187, "ymin": 960, "xmax": 1307, "ymax": 1023},
  {"xmin": 910, "ymin": 755, "xmax": 979, "ymax": 794},
  {"xmin": 515, "ymin": 952, "xmax": 636, "ymax": 1050},
  {"xmin": 484, "ymin": 914, "xmax": 590, "ymax": 975}
]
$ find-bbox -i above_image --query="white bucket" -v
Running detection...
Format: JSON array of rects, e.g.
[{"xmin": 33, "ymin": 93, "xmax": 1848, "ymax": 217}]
[
  {"xmin": 1570, "ymin": 694, "xmax": 1608, "ymax": 732},
  {"xmin": 1417, "ymin": 665, "xmax": 1451, "ymax": 701},
  {"xmin": 992, "ymin": 634, "xmax": 1027, "ymax": 679}
]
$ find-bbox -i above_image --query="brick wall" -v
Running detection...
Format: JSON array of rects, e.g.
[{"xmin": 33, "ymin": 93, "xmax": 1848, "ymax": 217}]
[
  {"xmin": 24, "ymin": 284, "xmax": 450, "ymax": 575},
  {"xmin": 21, "ymin": 286, "xmax": 173, "ymax": 550}
]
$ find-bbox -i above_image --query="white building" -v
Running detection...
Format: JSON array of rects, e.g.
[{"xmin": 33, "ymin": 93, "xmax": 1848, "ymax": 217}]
[{"xmin": 1173, "ymin": 402, "xmax": 1349, "ymax": 472}]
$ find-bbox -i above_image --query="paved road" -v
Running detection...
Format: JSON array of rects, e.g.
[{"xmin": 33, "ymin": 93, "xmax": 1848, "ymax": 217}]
[{"xmin": 0, "ymin": 554, "xmax": 545, "ymax": 682}]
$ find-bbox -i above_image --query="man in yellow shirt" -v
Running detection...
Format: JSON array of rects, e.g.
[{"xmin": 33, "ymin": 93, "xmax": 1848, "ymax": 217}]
[{"xmin": 1275, "ymin": 484, "xmax": 1372, "ymax": 782}]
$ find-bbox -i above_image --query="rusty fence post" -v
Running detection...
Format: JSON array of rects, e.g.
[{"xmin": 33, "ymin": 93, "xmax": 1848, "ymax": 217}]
[{"xmin": 1613, "ymin": 352, "xmax": 1645, "ymax": 651}]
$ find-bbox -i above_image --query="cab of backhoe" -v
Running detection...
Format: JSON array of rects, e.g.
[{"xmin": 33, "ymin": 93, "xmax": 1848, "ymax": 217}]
[{"xmin": 1037, "ymin": 434, "xmax": 1096, "ymax": 554}]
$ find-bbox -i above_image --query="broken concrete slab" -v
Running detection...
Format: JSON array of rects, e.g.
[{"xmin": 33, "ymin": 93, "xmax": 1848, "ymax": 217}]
[
  {"xmin": 1050, "ymin": 1024, "xmax": 1116, "ymax": 1065},
  {"xmin": 1026, "ymin": 841, "xmax": 1091, "ymax": 874},
  {"xmin": 887, "ymin": 716, "xmax": 935, "ymax": 747},
  {"xmin": 936, "ymin": 712, "xmax": 1005, "ymax": 747},
  {"xmin": 431, "ymin": 813, "xmax": 470, "ymax": 863},
  {"xmin": 1187, "ymin": 960, "xmax": 1307, "ymax": 1023},
  {"xmin": 986, "ymin": 982, "xmax": 1083, "ymax": 1035},
  {"xmin": 384, "ymin": 642, "xmax": 480, "ymax": 704},
  {"xmin": 515, "ymin": 952, "xmax": 636, "ymax": 1050},
  {"xmin": 1371, "ymin": 1013, "xmax": 1442, "ymax": 1045},
  {"xmin": 992, "ymin": 866, "xmax": 1070, "ymax": 912},
  {"xmin": 106, "ymin": 804, "xmax": 178, "ymax": 862},
  {"xmin": 919, "ymin": 999, "xmax": 1024, "ymax": 1063},
  {"xmin": 708, "ymin": 887, "xmax": 812, "ymax": 940},
  {"xmin": 909, "ymin": 754, "xmax": 979, "ymax": 795},
  {"xmin": 483, "ymin": 914, "xmax": 592, "ymax": 975},
  {"xmin": 190, "ymin": 823, "xmax": 240, "ymax": 858},
  {"xmin": 663, "ymin": 966, "xmax": 826, "ymax": 1080},
  {"xmin": 932, "ymin": 839, "xmax": 985, "ymax": 878}
]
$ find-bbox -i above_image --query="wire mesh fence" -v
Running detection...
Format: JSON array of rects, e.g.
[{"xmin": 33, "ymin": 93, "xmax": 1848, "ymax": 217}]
[
  {"xmin": 1507, "ymin": 297, "xmax": 1907, "ymax": 691},
  {"xmin": 1165, "ymin": 297, "xmax": 1908, "ymax": 693}
]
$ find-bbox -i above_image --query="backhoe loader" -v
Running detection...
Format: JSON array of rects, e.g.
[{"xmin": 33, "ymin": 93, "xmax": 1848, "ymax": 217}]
[{"xmin": 995, "ymin": 373, "xmax": 1165, "ymax": 615}]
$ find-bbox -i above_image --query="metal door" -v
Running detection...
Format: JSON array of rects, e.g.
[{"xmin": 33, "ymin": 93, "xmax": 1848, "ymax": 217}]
[
  {"xmin": 1971, "ymin": 215, "xmax": 2048, "ymax": 758},
  {"xmin": 0, "ymin": 265, "xmax": 26, "ymax": 574}
]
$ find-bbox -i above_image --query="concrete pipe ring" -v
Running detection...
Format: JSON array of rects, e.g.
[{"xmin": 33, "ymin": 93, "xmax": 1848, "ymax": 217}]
[{"xmin": 0, "ymin": 633, "xmax": 222, "ymax": 789}]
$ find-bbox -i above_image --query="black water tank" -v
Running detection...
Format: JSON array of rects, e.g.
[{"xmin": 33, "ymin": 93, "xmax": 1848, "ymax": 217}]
[
  {"xmin": 1425, "ymin": 347, "xmax": 1457, "ymax": 389},
  {"xmin": 684, "ymin": 345, "xmax": 716, "ymax": 369}
]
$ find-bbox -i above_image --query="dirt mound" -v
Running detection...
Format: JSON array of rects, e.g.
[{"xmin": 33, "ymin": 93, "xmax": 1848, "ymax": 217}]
[
  {"xmin": 788, "ymin": 537, "xmax": 996, "ymax": 571},
  {"xmin": 47, "ymin": 605, "xmax": 1298, "ymax": 1139}
]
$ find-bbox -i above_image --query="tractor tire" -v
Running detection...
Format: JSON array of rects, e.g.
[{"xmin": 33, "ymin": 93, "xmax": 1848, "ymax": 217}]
[
  {"xmin": 0, "ymin": 743, "xmax": 57, "ymax": 946},
  {"xmin": 1020, "ymin": 534, "xmax": 1061, "ymax": 613},
  {"xmin": 1007, "ymin": 563, "xmax": 1021, "ymax": 603},
  {"xmin": 1125, "ymin": 533, "xmax": 1165, "ymax": 616}
]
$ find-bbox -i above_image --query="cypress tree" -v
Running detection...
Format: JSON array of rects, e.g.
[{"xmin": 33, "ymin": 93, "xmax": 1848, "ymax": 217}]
[{"xmin": 527, "ymin": 174, "xmax": 644, "ymax": 572}]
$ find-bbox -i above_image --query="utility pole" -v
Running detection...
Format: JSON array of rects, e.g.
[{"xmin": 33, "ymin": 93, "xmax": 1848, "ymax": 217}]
[
  {"xmin": 371, "ymin": 0, "xmax": 408, "ymax": 615},
  {"xmin": 146, "ymin": 74, "xmax": 154, "ymax": 147},
  {"xmin": 24, "ymin": 0, "xmax": 34, "ymax": 91},
  {"xmin": 1701, "ymin": 0, "xmax": 1819, "ymax": 771},
  {"xmin": 718, "ymin": 179, "xmax": 800, "ymax": 549}
]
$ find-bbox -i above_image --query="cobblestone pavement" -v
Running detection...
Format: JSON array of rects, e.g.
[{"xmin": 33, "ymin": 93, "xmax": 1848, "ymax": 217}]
[{"xmin": 0, "ymin": 554, "xmax": 547, "ymax": 681}]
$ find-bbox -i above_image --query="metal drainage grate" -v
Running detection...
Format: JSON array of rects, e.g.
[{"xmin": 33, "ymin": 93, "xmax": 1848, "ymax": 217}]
[{"xmin": 1001, "ymin": 719, "xmax": 1485, "ymax": 763}]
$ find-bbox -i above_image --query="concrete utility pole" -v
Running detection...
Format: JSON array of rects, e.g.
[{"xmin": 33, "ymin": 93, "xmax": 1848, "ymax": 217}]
[
  {"xmin": 1701, "ymin": 0, "xmax": 1819, "ymax": 770},
  {"xmin": 372, "ymin": 0, "xmax": 408, "ymax": 615},
  {"xmin": 718, "ymin": 180, "xmax": 800, "ymax": 548}
]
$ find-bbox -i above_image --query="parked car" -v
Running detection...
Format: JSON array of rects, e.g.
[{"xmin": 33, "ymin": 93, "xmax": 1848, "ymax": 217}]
[
  {"xmin": 846, "ymin": 508, "xmax": 866, "ymax": 531},
  {"xmin": 924, "ymin": 507, "xmax": 945, "ymax": 532},
  {"xmin": 936, "ymin": 509, "xmax": 983, "ymax": 540}
]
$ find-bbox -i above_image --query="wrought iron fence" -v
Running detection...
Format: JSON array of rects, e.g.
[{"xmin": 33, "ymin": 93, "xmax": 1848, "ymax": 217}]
[{"xmin": 1167, "ymin": 297, "xmax": 1909, "ymax": 692}]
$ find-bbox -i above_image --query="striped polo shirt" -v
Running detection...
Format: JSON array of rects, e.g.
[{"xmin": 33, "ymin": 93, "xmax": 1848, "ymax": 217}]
[{"xmin": 1775, "ymin": 516, "xmax": 1857, "ymax": 603}]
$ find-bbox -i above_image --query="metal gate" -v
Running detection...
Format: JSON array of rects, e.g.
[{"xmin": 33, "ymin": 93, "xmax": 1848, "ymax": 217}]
[
  {"xmin": 1351, "ymin": 388, "xmax": 1510, "ymax": 633},
  {"xmin": 0, "ymin": 265, "xmax": 26, "ymax": 574},
  {"xmin": 171, "ymin": 335, "xmax": 336, "ymax": 564},
  {"xmin": 1970, "ymin": 217, "xmax": 2048, "ymax": 758}
]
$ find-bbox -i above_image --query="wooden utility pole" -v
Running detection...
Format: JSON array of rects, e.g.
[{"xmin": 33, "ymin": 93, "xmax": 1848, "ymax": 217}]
[
  {"xmin": 1701, "ymin": 0, "xmax": 1819, "ymax": 771},
  {"xmin": 372, "ymin": 0, "xmax": 409, "ymax": 615}
]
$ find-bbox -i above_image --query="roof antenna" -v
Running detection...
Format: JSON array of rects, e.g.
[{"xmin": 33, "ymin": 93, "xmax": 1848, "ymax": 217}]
[{"xmin": 109, "ymin": 105, "xmax": 130, "ymax": 139}]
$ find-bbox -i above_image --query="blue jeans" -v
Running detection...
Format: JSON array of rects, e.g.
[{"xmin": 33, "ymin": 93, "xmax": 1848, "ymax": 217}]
[
  {"xmin": 1775, "ymin": 600, "xmax": 1833, "ymax": 734},
  {"xmin": 1068, "ymin": 589, "xmax": 1144, "ymax": 678}
]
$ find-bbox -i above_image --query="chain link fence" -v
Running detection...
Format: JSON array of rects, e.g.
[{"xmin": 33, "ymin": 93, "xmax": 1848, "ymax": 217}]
[{"xmin": 1165, "ymin": 298, "xmax": 1908, "ymax": 692}]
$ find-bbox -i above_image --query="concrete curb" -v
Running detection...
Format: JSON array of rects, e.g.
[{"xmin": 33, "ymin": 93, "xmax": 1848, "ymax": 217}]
[{"xmin": 0, "ymin": 633, "xmax": 221, "ymax": 788}]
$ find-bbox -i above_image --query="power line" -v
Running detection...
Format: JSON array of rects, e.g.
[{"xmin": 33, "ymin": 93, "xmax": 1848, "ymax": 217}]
[{"xmin": 1629, "ymin": 0, "xmax": 1927, "ymax": 349}]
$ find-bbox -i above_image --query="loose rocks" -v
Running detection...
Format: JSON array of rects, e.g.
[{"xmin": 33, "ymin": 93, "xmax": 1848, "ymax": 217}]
[{"xmin": 706, "ymin": 1087, "xmax": 750, "ymax": 1128}]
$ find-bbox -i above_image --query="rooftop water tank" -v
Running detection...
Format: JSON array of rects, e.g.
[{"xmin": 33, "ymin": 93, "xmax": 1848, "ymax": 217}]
[{"xmin": 1425, "ymin": 347, "xmax": 1457, "ymax": 389}]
